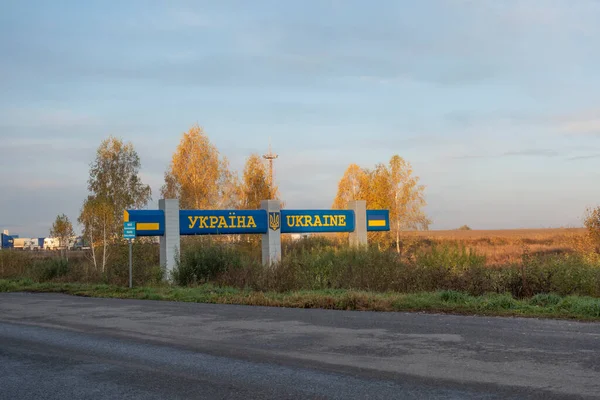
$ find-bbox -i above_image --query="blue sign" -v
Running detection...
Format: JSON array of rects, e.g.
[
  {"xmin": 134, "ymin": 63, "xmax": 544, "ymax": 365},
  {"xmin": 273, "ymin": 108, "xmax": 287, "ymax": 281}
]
[
  {"xmin": 124, "ymin": 210, "xmax": 165, "ymax": 236},
  {"xmin": 123, "ymin": 222, "xmax": 136, "ymax": 239},
  {"xmin": 281, "ymin": 210, "xmax": 355, "ymax": 233},
  {"xmin": 366, "ymin": 210, "xmax": 390, "ymax": 232},
  {"xmin": 125, "ymin": 207, "xmax": 390, "ymax": 236},
  {"xmin": 180, "ymin": 210, "xmax": 268, "ymax": 235}
]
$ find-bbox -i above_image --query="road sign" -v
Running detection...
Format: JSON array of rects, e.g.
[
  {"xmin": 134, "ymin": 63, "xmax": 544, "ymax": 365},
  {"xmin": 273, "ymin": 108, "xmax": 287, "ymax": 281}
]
[
  {"xmin": 123, "ymin": 222, "xmax": 136, "ymax": 288},
  {"xmin": 123, "ymin": 222, "xmax": 136, "ymax": 239}
]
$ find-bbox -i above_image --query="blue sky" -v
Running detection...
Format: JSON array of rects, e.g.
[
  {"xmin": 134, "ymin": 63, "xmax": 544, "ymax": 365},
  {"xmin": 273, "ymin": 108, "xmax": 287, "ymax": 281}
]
[{"xmin": 1, "ymin": 0, "xmax": 600, "ymax": 237}]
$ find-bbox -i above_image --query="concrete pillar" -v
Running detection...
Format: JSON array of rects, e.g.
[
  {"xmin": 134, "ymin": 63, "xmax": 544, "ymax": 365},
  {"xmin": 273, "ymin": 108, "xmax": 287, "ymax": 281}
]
[
  {"xmin": 159, "ymin": 199, "xmax": 180, "ymax": 281},
  {"xmin": 348, "ymin": 200, "xmax": 367, "ymax": 247},
  {"xmin": 261, "ymin": 200, "xmax": 281, "ymax": 266}
]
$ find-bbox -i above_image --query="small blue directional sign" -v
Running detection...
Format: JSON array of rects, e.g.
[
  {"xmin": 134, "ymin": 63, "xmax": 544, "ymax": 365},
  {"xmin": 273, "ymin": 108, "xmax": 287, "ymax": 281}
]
[{"xmin": 123, "ymin": 221, "xmax": 136, "ymax": 239}]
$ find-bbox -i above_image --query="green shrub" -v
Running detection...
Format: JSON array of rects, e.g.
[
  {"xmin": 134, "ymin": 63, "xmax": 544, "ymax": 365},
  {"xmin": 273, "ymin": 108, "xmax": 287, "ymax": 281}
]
[
  {"xmin": 518, "ymin": 253, "xmax": 600, "ymax": 297},
  {"xmin": 264, "ymin": 244, "xmax": 408, "ymax": 292},
  {"xmin": 440, "ymin": 290, "xmax": 469, "ymax": 303},
  {"xmin": 242, "ymin": 242, "xmax": 494, "ymax": 295},
  {"xmin": 530, "ymin": 293, "xmax": 562, "ymax": 307},
  {"xmin": 34, "ymin": 258, "xmax": 70, "ymax": 281},
  {"xmin": 557, "ymin": 296, "xmax": 600, "ymax": 318},
  {"xmin": 173, "ymin": 242, "xmax": 246, "ymax": 286},
  {"xmin": 479, "ymin": 293, "xmax": 518, "ymax": 310}
]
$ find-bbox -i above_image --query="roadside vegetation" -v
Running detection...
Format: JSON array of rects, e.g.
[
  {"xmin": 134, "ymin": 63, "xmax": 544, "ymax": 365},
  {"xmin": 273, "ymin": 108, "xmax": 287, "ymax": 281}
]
[
  {"xmin": 1, "ymin": 278, "xmax": 599, "ymax": 321},
  {"xmin": 2, "ymin": 228, "xmax": 600, "ymax": 321},
  {"xmin": 3, "ymin": 234, "xmax": 599, "ymax": 297}
]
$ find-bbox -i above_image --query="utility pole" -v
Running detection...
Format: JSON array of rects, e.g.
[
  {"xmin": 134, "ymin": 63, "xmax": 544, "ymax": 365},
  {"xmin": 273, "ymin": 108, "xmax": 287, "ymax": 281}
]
[{"xmin": 262, "ymin": 140, "xmax": 278, "ymax": 199}]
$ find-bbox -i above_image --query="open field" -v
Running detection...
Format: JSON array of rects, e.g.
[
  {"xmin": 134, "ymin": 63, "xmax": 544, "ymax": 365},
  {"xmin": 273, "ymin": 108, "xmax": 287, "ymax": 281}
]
[
  {"xmin": 398, "ymin": 227, "xmax": 587, "ymax": 266},
  {"xmin": 403, "ymin": 227, "xmax": 586, "ymax": 239}
]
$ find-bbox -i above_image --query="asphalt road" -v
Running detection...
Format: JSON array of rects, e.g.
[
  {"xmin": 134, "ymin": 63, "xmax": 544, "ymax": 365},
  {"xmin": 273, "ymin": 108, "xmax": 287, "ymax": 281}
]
[{"xmin": 0, "ymin": 293, "xmax": 599, "ymax": 399}]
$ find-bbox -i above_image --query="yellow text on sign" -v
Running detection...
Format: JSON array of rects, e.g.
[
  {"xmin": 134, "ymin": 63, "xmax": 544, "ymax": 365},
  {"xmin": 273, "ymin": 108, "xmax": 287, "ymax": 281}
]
[
  {"xmin": 286, "ymin": 215, "xmax": 347, "ymax": 228},
  {"xmin": 188, "ymin": 215, "xmax": 257, "ymax": 229}
]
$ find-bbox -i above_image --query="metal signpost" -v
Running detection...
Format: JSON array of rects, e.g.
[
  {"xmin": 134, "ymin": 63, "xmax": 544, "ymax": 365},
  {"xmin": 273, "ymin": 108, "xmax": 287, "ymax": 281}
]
[{"xmin": 123, "ymin": 222, "xmax": 136, "ymax": 288}]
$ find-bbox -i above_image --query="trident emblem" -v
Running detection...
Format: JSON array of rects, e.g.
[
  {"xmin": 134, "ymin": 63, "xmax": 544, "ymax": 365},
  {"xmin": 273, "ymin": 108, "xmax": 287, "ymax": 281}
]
[{"xmin": 269, "ymin": 212, "xmax": 281, "ymax": 231}]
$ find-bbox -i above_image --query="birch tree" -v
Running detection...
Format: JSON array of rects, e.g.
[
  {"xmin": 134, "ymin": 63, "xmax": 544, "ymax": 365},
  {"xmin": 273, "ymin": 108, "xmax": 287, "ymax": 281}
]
[
  {"xmin": 240, "ymin": 153, "xmax": 279, "ymax": 209},
  {"xmin": 216, "ymin": 157, "xmax": 242, "ymax": 210},
  {"xmin": 78, "ymin": 196, "xmax": 114, "ymax": 272},
  {"xmin": 161, "ymin": 124, "xmax": 234, "ymax": 209},
  {"xmin": 87, "ymin": 136, "xmax": 152, "ymax": 238},
  {"xmin": 332, "ymin": 164, "xmax": 368, "ymax": 210},
  {"xmin": 332, "ymin": 156, "xmax": 430, "ymax": 252},
  {"xmin": 79, "ymin": 136, "xmax": 151, "ymax": 272},
  {"xmin": 386, "ymin": 155, "xmax": 430, "ymax": 252}
]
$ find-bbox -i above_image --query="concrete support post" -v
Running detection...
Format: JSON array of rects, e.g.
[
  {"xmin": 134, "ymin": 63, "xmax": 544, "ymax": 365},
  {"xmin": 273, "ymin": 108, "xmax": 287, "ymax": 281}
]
[
  {"xmin": 261, "ymin": 200, "xmax": 281, "ymax": 266},
  {"xmin": 159, "ymin": 199, "xmax": 180, "ymax": 281},
  {"xmin": 348, "ymin": 200, "xmax": 367, "ymax": 247}
]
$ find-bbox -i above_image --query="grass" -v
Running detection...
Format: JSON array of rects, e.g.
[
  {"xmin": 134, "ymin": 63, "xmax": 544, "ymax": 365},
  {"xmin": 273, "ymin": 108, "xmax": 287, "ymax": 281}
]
[{"xmin": 2, "ymin": 279, "xmax": 599, "ymax": 322}]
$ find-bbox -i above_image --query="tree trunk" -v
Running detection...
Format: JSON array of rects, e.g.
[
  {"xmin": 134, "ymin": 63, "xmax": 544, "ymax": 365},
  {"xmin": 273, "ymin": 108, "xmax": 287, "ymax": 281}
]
[
  {"xmin": 396, "ymin": 220, "xmax": 400, "ymax": 254},
  {"xmin": 102, "ymin": 217, "xmax": 107, "ymax": 274},
  {"xmin": 88, "ymin": 225, "xmax": 97, "ymax": 272}
]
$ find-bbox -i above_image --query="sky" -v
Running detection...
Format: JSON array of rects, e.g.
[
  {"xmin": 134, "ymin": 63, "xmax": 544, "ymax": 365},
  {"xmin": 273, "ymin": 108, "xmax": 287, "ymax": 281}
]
[{"xmin": 1, "ymin": 0, "xmax": 600, "ymax": 237}]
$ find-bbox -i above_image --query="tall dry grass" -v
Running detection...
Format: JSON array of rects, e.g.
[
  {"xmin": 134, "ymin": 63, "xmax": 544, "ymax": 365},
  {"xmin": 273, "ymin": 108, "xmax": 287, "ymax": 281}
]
[{"xmin": 397, "ymin": 228, "xmax": 587, "ymax": 266}]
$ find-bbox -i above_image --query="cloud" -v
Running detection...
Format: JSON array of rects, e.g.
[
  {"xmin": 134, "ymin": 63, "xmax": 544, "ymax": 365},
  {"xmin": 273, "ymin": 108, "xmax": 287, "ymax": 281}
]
[
  {"xmin": 124, "ymin": 8, "xmax": 223, "ymax": 32},
  {"xmin": 479, "ymin": 0, "xmax": 599, "ymax": 31},
  {"xmin": 4, "ymin": 0, "xmax": 599, "ymax": 93},
  {"xmin": 7, "ymin": 180, "xmax": 82, "ymax": 191},
  {"xmin": 560, "ymin": 118, "xmax": 600, "ymax": 135},
  {"xmin": 450, "ymin": 154, "xmax": 489, "ymax": 160},
  {"xmin": 544, "ymin": 108, "xmax": 600, "ymax": 135},
  {"xmin": 451, "ymin": 148, "xmax": 560, "ymax": 160},
  {"xmin": 567, "ymin": 154, "xmax": 600, "ymax": 161},
  {"xmin": 0, "ymin": 141, "xmax": 95, "ymax": 170},
  {"xmin": 444, "ymin": 110, "xmax": 546, "ymax": 129},
  {"xmin": 0, "ymin": 3, "xmax": 504, "ymax": 89},
  {"xmin": 442, "ymin": 107, "xmax": 600, "ymax": 139},
  {"xmin": 0, "ymin": 108, "xmax": 100, "ymax": 131},
  {"xmin": 502, "ymin": 149, "xmax": 560, "ymax": 157}
]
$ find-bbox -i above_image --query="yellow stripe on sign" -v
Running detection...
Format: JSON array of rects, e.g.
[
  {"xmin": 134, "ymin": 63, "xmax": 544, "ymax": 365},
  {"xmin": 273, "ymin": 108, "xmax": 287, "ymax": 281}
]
[
  {"xmin": 368, "ymin": 220, "xmax": 387, "ymax": 227},
  {"xmin": 123, "ymin": 210, "xmax": 129, "ymax": 222},
  {"xmin": 137, "ymin": 223, "xmax": 160, "ymax": 231}
]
